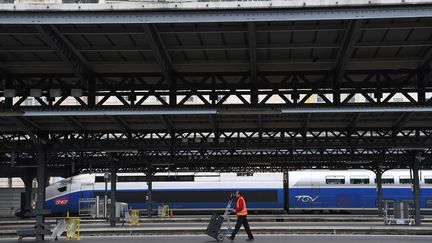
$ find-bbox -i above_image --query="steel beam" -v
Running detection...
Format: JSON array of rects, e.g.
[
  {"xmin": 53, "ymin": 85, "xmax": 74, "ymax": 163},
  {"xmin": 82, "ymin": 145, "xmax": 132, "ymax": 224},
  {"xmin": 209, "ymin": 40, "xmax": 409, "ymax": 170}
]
[
  {"xmin": 3, "ymin": 41, "xmax": 432, "ymax": 53},
  {"xmin": 283, "ymin": 171, "xmax": 289, "ymax": 212},
  {"xmin": 392, "ymin": 112, "xmax": 412, "ymax": 130},
  {"xmin": 11, "ymin": 117, "xmax": 49, "ymax": 240},
  {"xmin": 281, "ymin": 106, "xmax": 432, "ymax": 114},
  {"xmin": 35, "ymin": 25, "xmax": 93, "ymax": 83},
  {"xmin": 110, "ymin": 159, "xmax": 117, "ymax": 227},
  {"xmin": 161, "ymin": 115, "xmax": 175, "ymax": 134},
  {"xmin": 3, "ymin": 22, "xmax": 432, "ymax": 36},
  {"xmin": 142, "ymin": 24, "xmax": 177, "ymax": 106},
  {"xmin": 375, "ymin": 168, "xmax": 383, "ymax": 216},
  {"xmin": 145, "ymin": 166, "xmax": 154, "ymax": 218},
  {"xmin": 347, "ymin": 113, "xmax": 361, "ymax": 130},
  {"xmin": 21, "ymin": 170, "xmax": 34, "ymax": 217},
  {"xmin": 303, "ymin": 114, "xmax": 312, "ymax": 134},
  {"xmin": 420, "ymin": 47, "xmax": 432, "ymax": 70},
  {"xmin": 412, "ymin": 153, "xmax": 421, "ymax": 226},
  {"xmin": 334, "ymin": 20, "xmax": 363, "ymax": 104},
  {"xmin": 248, "ymin": 23, "xmax": 258, "ymax": 105},
  {"xmin": 2, "ymin": 6, "xmax": 432, "ymax": 24},
  {"xmin": 1, "ymin": 105, "xmax": 432, "ymax": 118},
  {"xmin": 209, "ymin": 114, "xmax": 219, "ymax": 137}
]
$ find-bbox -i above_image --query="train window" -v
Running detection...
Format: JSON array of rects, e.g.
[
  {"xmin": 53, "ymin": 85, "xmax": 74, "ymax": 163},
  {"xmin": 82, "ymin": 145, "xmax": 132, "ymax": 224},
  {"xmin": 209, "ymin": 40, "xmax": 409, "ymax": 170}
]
[
  {"xmin": 425, "ymin": 177, "xmax": 432, "ymax": 184},
  {"xmin": 154, "ymin": 176, "xmax": 195, "ymax": 182},
  {"xmin": 118, "ymin": 176, "xmax": 147, "ymax": 182},
  {"xmin": 96, "ymin": 175, "xmax": 195, "ymax": 183},
  {"xmin": 326, "ymin": 176, "xmax": 345, "ymax": 184},
  {"xmin": 117, "ymin": 176, "xmax": 195, "ymax": 182},
  {"xmin": 374, "ymin": 177, "xmax": 394, "ymax": 184},
  {"xmin": 399, "ymin": 177, "xmax": 413, "ymax": 184},
  {"xmin": 350, "ymin": 176, "xmax": 370, "ymax": 184},
  {"xmin": 57, "ymin": 186, "xmax": 67, "ymax": 192},
  {"xmin": 382, "ymin": 177, "xmax": 394, "ymax": 184},
  {"xmin": 426, "ymin": 200, "xmax": 432, "ymax": 208}
]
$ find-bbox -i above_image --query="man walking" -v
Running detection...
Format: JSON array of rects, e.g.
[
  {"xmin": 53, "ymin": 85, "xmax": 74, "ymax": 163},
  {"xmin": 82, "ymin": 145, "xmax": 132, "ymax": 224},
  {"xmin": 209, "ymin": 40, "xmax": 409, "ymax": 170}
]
[{"xmin": 228, "ymin": 191, "xmax": 254, "ymax": 241}]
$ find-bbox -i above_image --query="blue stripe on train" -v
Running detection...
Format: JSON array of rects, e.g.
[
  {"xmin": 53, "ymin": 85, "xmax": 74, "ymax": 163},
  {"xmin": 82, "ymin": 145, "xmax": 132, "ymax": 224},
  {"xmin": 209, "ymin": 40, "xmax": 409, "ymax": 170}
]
[
  {"xmin": 46, "ymin": 188, "xmax": 284, "ymax": 213},
  {"xmin": 291, "ymin": 187, "xmax": 432, "ymax": 208},
  {"xmin": 46, "ymin": 187, "xmax": 432, "ymax": 213}
]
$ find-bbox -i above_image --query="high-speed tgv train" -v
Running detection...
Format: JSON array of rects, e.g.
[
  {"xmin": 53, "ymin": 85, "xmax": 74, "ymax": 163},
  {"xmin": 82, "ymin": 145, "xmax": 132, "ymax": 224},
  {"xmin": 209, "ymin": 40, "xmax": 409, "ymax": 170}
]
[{"xmin": 45, "ymin": 170, "xmax": 432, "ymax": 214}]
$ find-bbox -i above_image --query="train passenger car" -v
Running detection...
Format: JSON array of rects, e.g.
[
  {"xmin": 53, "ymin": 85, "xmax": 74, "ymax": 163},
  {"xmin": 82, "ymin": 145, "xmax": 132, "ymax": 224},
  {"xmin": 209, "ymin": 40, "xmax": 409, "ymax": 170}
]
[{"xmin": 289, "ymin": 169, "xmax": 432, "ymax": 213}]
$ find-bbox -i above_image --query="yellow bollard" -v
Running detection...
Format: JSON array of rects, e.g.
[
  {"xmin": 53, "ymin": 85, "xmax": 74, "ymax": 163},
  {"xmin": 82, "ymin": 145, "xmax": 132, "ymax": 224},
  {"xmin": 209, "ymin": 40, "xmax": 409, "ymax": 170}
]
[
  {"xmin": 129, "ymin": 209, "xmax": 140, "ymax": 226},
  {"xmin": 66, "ymin": 217, "xmax": 80, "ymax": 241}
]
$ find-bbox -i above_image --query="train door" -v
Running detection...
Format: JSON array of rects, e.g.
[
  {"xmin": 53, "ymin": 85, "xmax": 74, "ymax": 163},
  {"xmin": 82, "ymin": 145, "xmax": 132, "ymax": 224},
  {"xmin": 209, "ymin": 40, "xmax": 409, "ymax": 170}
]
[
  {"xmin": 80, "ymin": 183, "xmax": 94, "ymax": 199},
  {"xmin": 310, "ymin": 179, "xmax": 321, "ymax": 208},
  {"xmin": 294, "ymin": 174, "xmax": 321, "ymax": 209}
]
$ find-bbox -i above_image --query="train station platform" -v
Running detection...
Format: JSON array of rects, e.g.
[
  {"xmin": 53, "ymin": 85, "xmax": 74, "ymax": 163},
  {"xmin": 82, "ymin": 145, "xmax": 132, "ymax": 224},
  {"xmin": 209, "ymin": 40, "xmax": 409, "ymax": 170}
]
[
  {"xmin": 1, "ymin": 234, "xmax": 432, "ymax": 243},
  {"xmin": 2, "ymin": 215, "xmax": 432, "ymax": 240}
]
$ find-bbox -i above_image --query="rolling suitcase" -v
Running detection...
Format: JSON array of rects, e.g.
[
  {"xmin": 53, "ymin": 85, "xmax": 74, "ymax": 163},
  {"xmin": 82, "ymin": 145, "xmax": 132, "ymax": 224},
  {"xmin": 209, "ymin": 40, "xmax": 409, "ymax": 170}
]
[
  {"xmin": 205, "ymin": 196, "xmax": 234, "ymax": 241},
  {"xmin": 206, "ymin": 214, "xmax": 225, "ymax": 240}
]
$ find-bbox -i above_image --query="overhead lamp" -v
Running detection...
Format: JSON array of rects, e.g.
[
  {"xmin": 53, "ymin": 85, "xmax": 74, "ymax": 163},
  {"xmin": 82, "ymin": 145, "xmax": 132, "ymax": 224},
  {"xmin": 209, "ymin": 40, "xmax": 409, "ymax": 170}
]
[
  {"xmin": 104, "ymin": 149, "xmax": 138, "ymax": 153},
  {"xmin": 3, "ymin": 89, "xmax": 16, "ymax": 98},
  {"xmin": 71, "ymin": 88, "xmax": 83, "ymax": 98},
  {"xmin": 49, "ymin": 89, "xmax": 61, "ymax": 98},
  {"xmin": 30, "ymin": 89, "xmax": 42, "ymax": 98}
]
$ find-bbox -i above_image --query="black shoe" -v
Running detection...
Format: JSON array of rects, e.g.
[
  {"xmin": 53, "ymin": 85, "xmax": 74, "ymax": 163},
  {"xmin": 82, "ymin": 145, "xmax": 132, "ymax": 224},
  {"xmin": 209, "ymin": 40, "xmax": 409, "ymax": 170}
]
[
  {"xmin": 227, "ymin": 236, "xmax": 234, "ymax": 241},
  {"xmin": 246, "ymin": 238, "xmax": 254, "ymax": 241}
]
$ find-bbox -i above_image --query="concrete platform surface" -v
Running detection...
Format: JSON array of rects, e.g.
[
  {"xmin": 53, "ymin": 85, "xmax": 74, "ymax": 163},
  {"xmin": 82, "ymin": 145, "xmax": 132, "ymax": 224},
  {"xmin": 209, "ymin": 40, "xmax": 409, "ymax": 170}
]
[{"xmin": 2, "ymin": 235, "xmax": 432, "ymax": 243}]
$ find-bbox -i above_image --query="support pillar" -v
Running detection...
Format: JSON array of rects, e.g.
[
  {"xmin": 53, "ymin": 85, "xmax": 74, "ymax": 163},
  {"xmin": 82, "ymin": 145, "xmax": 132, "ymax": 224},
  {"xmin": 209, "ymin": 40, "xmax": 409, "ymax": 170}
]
[
  {"xmin": 146, "ymin": 167, "xmax": 154, "ymax": 218},
  {"xmin": 283, "ymin": 171, "xmax": 290, "ymax": 213},
  {"xmin": 22, "ymin": 170, "xmax": 34, "ymax": 215},
  {"xmin": 375, "ymin": 168, "xmax": 383, "ymax": 216},
  {"xmin": 35, "ymin": 150, "xmax": 47, "ymax": 241},
  {"xmin": 110, "ymin": 161, "xmax": 117, "ymax": 227},
  {"xmin": 412, "ymin": 154, "xmax": 421, "ymax": 226}
]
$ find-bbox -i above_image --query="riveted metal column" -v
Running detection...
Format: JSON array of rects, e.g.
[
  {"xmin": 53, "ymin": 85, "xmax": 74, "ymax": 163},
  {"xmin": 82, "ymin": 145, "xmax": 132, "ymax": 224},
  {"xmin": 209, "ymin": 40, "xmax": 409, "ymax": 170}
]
[
  {"xmin": 22, "ymin": 170, "xmax": 34, "ymax": 215},
  {"xmin": 146, "ymin": 166, "xmax": 154, "ymax": 218},
  {"xmin": 283, "ymin": 170, "xmax": 290, "ymax": 213},
  {"xmin": 35, "ymin": 149, "xmax": 47, "ymax": 241},
  {"xmin": 375, "ymin": 168, "xmax": 383, "ymax": 216},
  {"xmin": 110, "ymin": 161, "xmax": 117, "ymax": 227},
  {"xmin": 412, "ymin": 155, "xmax": 421, "ymax": 226}
]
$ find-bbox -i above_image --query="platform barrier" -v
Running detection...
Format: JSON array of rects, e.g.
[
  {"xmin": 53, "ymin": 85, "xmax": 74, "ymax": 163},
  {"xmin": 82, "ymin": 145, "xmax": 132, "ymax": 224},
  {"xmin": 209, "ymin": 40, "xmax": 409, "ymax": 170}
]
[
  {"xmin": 383, "ymin": 200, "xmax": 415, "ymax": 225},
  {"xmin": 129, "ymin": 209, "xmax": 140, "ymax": 226},
  {"xmin": 66, "ymin": 217, "xmax": 80, "ymax": 241},
  {"xmin": 158, "ymin": 205, "xmax": 172, "ymax": 217}
]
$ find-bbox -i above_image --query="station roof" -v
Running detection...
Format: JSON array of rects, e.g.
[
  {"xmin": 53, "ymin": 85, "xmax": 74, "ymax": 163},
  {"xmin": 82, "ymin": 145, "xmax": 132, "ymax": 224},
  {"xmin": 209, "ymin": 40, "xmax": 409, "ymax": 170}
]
[
  {"xmin": 0, "ymin": 2, "xmax": 432, "ymax": 174},
  {"xmin": 0, "ymin": 18, "xmax": 432, "ymax": 75}
]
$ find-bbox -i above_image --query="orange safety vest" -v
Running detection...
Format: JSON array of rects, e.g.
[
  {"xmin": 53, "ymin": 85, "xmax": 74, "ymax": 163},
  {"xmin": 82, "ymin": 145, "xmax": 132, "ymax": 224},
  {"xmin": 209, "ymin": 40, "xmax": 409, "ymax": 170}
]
[{"xmin": 236, "ymin": 196, "xmax": 248, "ymax": 216}]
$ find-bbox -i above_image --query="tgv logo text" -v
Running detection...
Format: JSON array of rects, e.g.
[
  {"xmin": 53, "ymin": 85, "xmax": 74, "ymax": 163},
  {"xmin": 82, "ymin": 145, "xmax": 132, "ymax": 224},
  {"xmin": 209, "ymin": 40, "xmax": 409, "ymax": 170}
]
[{"xmin": 295, "ymin": 195, "xmax": 319, "ymax": 203}]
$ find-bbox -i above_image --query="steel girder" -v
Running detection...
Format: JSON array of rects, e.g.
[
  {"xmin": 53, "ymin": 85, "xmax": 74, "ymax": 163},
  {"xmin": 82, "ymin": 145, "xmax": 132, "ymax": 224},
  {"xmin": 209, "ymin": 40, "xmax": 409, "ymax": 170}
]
[
  {"xmin": 2, "ymin": 148, "xmax": 432, "ymax": 174},
  {"xmin": 1, "ymin": 5, "xmax": 432, "ymax": 24},
  {"xmin": 1, "ymin": 129, "xmax": 432, "ymax": 152},
  {"xmin": 1, "ymin": 70, "xmax": 431, "ymax": 108}
]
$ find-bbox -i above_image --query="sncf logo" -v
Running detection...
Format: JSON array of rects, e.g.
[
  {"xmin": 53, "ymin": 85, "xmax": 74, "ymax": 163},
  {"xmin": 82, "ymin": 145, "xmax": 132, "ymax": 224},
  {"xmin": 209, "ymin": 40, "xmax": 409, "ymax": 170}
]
[
  {"xmin": 295, "ymin": 195, "xmax": 319, "ymax": 203},
  {"xmin": 55, "ymin": 198, "xmax": 69, "ymax": 206}
]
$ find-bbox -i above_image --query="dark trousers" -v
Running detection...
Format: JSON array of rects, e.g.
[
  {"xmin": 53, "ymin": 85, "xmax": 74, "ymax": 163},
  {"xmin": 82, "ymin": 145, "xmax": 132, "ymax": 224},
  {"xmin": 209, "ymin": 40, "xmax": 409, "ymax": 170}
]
[{"xmin": 231, "ymin": 216, "xmax": 254, "ymax": 239}]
